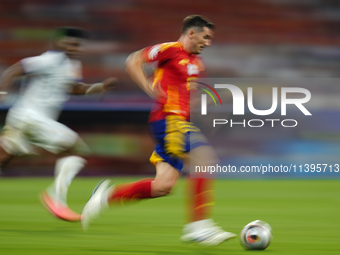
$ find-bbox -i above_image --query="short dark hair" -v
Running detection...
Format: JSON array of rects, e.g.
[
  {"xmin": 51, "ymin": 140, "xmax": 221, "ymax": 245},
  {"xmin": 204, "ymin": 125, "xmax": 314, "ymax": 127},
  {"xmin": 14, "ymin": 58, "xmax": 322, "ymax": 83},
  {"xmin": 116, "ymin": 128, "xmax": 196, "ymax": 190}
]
[
  {"xmin": 53, "ymin": 27, "xmax": 89, "ymax": 40},
  {"xmin": 181, "ymin": 15, "xmax": 215, "ymax": 34}
]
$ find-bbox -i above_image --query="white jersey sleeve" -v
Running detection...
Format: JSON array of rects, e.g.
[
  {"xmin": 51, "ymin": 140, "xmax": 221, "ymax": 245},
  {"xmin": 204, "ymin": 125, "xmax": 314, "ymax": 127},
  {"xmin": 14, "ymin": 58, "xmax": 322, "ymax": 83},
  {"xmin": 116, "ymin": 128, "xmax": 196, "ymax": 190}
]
[{"xmin": 20, "ymin": 54, "xmax": 55, "ymax": 74}]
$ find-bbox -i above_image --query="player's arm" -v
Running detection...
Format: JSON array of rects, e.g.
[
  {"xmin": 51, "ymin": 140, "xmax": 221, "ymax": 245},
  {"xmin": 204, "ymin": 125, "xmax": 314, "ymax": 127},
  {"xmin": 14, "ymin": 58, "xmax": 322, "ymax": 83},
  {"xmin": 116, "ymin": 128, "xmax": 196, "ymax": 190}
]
[
  {"xmin": 125, "ymin": 49, "xmax": 155, "ymax": 98},
  {"xmin": 69, "ymin": 77, "xmax": 118, "ymax": 95},
  {"xmin": 0, "ymin": 62, "xmax": 24, "ymax": 97}
]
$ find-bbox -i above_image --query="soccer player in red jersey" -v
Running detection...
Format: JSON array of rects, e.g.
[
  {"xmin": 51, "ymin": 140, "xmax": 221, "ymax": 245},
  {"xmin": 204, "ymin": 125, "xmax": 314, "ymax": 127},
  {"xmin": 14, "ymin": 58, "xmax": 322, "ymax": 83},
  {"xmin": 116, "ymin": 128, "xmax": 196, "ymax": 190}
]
[{"xmin": 81, "ymin": 15, "xmax": 236, "ymax": 245}]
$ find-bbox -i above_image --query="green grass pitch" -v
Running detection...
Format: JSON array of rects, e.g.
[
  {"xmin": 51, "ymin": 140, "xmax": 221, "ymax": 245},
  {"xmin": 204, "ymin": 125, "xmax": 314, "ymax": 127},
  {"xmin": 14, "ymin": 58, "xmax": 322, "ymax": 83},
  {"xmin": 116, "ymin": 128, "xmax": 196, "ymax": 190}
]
[{"xmin": 0, "ymin": 177, "xmax": 339, "ymax": 255}]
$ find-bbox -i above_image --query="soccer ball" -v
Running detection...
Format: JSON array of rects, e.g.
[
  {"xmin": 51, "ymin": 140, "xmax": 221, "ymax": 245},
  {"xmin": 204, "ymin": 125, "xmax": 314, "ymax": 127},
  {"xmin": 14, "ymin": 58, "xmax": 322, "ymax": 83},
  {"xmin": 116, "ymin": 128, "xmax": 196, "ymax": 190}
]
[{"xmin": 240, "ymin": 220, "xmax": 272, "ymax": 250}]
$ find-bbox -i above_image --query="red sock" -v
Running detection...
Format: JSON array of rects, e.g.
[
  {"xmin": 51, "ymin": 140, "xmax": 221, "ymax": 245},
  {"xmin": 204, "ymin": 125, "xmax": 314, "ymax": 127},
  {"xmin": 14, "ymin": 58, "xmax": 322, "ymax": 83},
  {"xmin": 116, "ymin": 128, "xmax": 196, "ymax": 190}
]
[
  {"xmin": 186, "ymin": 175, "xmax": 214, "ymax": 222},
  {"xmin": 108, "ymin": 178, "xmax": 154, "ymax": 204}
]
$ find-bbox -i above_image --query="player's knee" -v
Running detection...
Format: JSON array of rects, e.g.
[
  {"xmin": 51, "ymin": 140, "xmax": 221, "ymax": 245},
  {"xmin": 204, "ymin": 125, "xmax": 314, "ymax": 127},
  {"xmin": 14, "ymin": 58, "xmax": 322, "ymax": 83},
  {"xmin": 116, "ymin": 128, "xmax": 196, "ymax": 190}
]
[
  {"xmin": 158, "ymin": 185, "xmax": 173, "ymax": 196},
  {"xmin": 55, "ymin": 133, "xmax": 80, "ymax": 154},
  {"xmin": 152, "ymin": 182, "xmax": 174, "ymax": 197}
]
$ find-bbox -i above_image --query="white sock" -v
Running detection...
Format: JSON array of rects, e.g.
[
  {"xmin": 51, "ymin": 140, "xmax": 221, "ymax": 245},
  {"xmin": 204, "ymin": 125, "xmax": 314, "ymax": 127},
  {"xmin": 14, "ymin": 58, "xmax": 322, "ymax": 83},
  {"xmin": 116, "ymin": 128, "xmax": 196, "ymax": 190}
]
[
  {"xmin": 53, "ymin": 156, "xmax": 87, "ymax": 206},
  {"xmin": 184, "ymin": 219, "xmax": 214, "ymax": 233}
]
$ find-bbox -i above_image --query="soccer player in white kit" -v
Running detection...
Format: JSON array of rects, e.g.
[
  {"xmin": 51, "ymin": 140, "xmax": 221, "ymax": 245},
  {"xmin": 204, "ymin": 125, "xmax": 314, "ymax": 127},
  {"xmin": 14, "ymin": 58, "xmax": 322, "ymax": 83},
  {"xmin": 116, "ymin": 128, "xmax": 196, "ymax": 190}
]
[{"xmin": 0, "ymin": 27, "xmax": 117, "ymax": 221}]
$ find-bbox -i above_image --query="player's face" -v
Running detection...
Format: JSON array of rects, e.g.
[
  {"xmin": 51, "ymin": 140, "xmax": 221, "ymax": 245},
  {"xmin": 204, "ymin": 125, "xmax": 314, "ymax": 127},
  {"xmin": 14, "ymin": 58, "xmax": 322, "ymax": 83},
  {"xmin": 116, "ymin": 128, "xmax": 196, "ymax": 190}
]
[
  {"xmin": 57, "ymin": 37, "xmax": 84, "ymax": 59},
  {"xmin": 191, "ymin": 27, "xmax": 214, "ymax": 54}
]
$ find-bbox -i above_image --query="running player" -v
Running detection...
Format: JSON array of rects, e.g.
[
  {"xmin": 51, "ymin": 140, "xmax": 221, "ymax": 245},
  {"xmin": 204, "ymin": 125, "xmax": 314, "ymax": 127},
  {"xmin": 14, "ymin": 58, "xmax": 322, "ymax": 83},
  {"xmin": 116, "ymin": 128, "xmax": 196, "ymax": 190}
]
[
  {"xmin": 81, "ymin": 15, "xmax": 236, "ymax": 245},
  {"xmin": 0, "ymin": 27, "xmax": 117, "ymax": 221}
]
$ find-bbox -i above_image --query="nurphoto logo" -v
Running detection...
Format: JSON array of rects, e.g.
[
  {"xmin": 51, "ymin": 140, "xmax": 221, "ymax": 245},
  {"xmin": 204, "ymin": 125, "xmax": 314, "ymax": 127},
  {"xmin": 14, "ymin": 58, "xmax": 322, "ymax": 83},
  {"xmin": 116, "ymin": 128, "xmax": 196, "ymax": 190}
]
[{"xmin": 198, "ymin": 82, "xmax": 312, "ymax": 128}]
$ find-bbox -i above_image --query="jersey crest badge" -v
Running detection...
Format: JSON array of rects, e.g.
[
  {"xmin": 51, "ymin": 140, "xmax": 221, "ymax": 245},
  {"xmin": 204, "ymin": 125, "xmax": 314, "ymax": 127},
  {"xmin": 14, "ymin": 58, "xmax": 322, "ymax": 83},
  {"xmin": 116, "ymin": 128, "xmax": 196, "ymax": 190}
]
[{"xmin": 178, "ymin": 59, "xmax": 190, "ymax": 66}]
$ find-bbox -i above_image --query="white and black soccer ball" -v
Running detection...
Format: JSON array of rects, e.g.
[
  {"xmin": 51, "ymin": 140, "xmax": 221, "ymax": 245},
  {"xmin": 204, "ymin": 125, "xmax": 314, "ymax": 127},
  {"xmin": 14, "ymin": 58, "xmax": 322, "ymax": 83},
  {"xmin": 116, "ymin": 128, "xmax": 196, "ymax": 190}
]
[{"xmin": 240, "ymin": 220, "xmax": 272, "ymax": 250}]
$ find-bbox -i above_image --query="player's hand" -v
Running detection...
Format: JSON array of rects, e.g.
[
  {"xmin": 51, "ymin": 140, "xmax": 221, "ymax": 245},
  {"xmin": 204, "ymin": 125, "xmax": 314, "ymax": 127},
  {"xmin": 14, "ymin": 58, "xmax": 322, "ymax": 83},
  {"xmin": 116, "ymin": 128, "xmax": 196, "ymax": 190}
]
[{"xmin": 102, "ymin": 77, "xmax": 119, "ymax": 90}]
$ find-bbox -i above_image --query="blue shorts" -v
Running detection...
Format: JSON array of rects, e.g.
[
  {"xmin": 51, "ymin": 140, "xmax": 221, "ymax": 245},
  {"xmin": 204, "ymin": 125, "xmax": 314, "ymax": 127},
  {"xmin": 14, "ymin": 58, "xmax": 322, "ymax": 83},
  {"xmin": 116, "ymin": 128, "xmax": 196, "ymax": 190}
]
[{"xmin": 148, "ymin": 115, "xmax": 209, "ymax": 172}]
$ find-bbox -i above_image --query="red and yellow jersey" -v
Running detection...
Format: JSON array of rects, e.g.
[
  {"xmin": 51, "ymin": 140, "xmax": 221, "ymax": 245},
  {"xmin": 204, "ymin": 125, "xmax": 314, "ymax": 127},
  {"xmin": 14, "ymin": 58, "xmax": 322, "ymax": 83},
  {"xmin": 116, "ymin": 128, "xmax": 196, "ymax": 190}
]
[{"xmin": 142, "ymin": 42, "xmax": 205, "ymax": 122}]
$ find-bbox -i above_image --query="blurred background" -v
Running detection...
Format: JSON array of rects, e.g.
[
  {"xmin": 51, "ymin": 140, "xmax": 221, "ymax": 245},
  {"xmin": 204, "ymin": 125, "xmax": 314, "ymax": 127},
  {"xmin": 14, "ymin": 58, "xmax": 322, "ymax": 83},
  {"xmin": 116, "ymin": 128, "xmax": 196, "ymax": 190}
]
[{"xmin": 1, "ymin": 0, "xmax": 340, "ymax": 177}]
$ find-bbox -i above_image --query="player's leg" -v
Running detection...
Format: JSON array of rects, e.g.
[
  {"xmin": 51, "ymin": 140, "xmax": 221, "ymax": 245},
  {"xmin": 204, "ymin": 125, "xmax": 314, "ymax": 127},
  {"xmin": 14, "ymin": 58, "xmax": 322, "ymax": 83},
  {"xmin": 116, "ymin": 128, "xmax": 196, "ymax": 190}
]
[
  {"xmin": 1, "ymin": 113, "xmax": 87, "ymax": 220},
  {"xmin": 0, "ymin": 124, "xmax": 35, "ymax": 171},
  {"xmin": 81, "ymin": 161, "xmax": 180, "ymax": 230},
  {"xmin": 81, "ymin": 116, "xmax": 183, "ymax": 229},
  {"xmin": 46, "ymin": 137, "xmax": 90, "ymax": 208},
  {"xmin": 53, "ymin": 155, "xmax": 87, "ymax": 207},
  {"xmin": 107, "ymin": 161, "xmax": 179, "ymax": 203},
  {"xmin": 102, "ymin": 116, "xmax": 181, "ymax": 203},
  {"xmin": 185, "ymin": 145, "xmax": 217, "ymax": 222},
  {"xmin": 151, "ymin": 161, "xmax": 180, "ymax": 197},
  {"xmin": 26, "ymin": 116, "xmax": 89, "ymax": 221},
  {"xmin": 181, "ymin": 139, "xmax": 236, "ymax": 245},
  {"xmin": 41, "ymin": 150, "xmax": 87, "ymax": 221}
]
